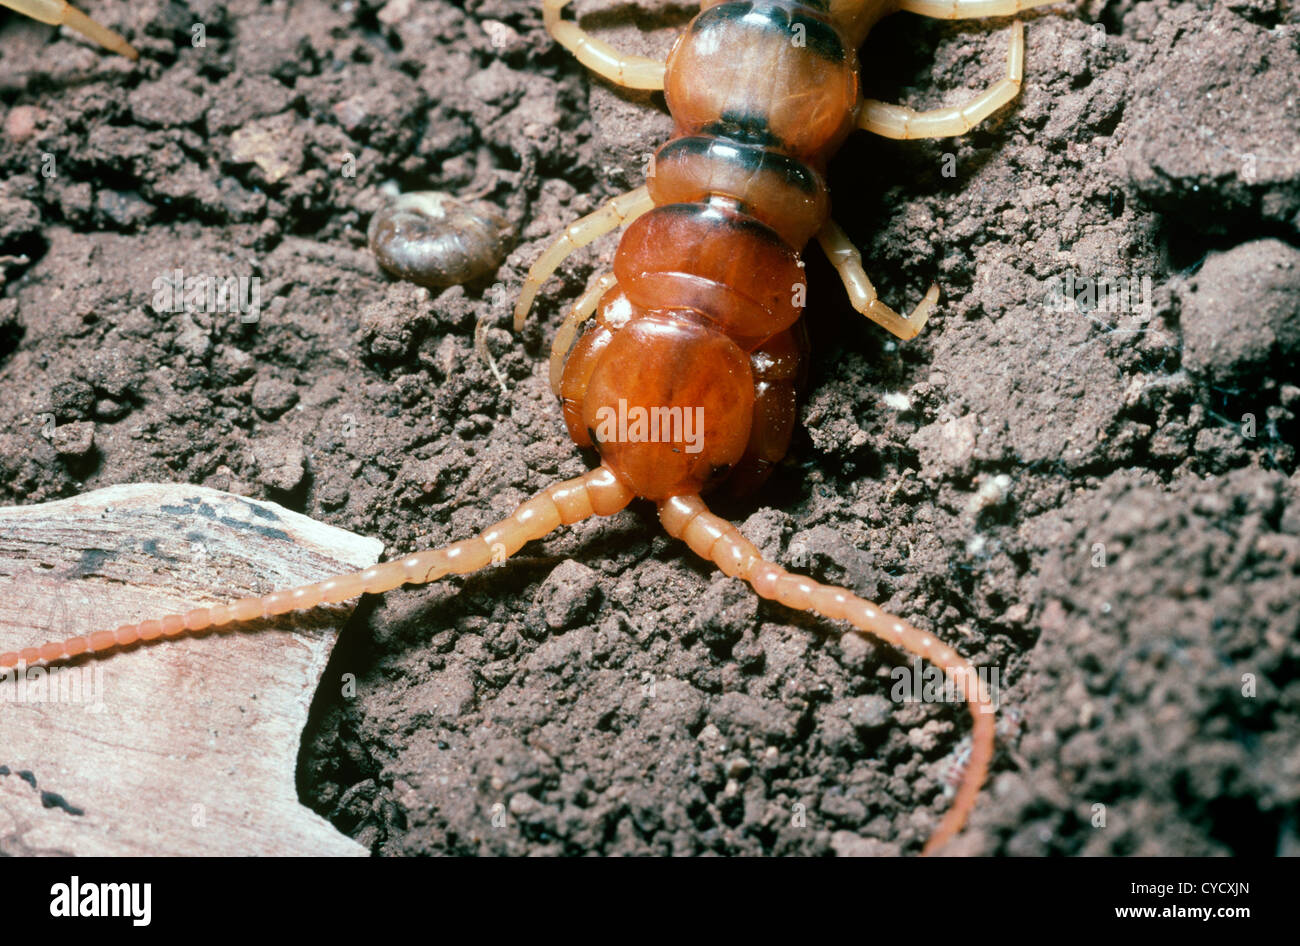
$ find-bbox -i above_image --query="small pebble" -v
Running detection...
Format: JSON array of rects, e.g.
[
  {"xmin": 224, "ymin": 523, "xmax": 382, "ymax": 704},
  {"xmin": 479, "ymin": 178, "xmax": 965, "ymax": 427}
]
[
  {"xmin": 3, "ymin": 105, "xmax": 47, "ymax": 143},
  {"xmin": 251, "ymin": 378, "xmax": 299, "ymax": 419},
  {"xmin": 252, "ymin": 439, "xmax": 306, "ymax": 492},
  {"xmin": 50, "ymin": 422, "xmax": 95, "ymax": 457}
]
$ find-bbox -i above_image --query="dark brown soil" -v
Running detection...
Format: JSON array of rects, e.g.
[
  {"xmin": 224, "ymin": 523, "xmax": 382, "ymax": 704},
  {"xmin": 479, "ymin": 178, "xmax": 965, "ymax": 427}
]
[{"xmin": 1, "ymin": 0, "xmax": 1297, "ymax": 855}]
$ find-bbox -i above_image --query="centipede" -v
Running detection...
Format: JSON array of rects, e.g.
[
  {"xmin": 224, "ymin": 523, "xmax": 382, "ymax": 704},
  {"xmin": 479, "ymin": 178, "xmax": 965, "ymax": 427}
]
[{"xmin": 1, "ymin": 0, "xmax": 1065, "ymax": 854}]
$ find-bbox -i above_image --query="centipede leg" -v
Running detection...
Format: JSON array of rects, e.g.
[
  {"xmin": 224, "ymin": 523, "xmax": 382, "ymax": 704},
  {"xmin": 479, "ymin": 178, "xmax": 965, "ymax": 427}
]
[
  {"xmin": 514, "ymin": 184, "xmax": 653, "ymax": 331},
  {"xmin": 897, "ymin": 0, "xmax": 1060, "ymax": 19},
  {"xmin": 659, "ymin": 494, "xmax": 996, "ymax": 855},
  {"xmin": 2, "ymin": 0, "xmax": 139, "ymax": 59},
  {"xmin": 542, "ymin": 0, "xmax": 668, "ymax": 90},
  {"xmin": 550, "ymin": 271, "xmax": 618, "ymax": 394},
  {"xmin": 817, "ymin": 219, "xmax": 939, "ymax": 341},
  {"xmin": 858, "ymin": 21, "xmax": 1024, "ymax": 139}
]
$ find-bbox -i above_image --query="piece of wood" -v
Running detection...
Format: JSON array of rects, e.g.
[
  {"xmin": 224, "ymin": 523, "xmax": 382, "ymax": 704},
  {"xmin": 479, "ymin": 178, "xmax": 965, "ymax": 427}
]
[{"xmin": 0, "ymin": 484, "xmax": 383, "ymax": 856}]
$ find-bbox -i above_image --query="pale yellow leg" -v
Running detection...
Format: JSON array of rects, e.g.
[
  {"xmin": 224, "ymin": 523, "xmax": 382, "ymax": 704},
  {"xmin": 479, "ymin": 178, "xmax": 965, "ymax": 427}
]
[
  {"xmin": 858, "ymin": 21, "xmax": 1024, "ymax": 139},
  {"xmin": 543, "ymin": 0, "xmax": 667, "ymax": 90},
  {"xmin": 514, "ymin": 184, "xmax": 653, "ymax": 331},
  {"xmin": 817, "ymin": 219, "xmax": 939, "ymax": 341},
  {"xmin": 549, "ymin": 271, "xmax": 617, "ymax": 394},
  {"xmin": 897, "ymin": 0, "xmax": 1060, "ymax": 18},
  {"xmin": 2, "ymin": 0, "xmax": 138, "ymax": 59}
]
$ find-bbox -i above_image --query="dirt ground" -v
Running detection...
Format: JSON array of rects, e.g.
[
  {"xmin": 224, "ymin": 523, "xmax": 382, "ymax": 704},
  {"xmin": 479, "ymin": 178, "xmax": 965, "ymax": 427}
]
[{"xmin": 1, "ymin": 0, "xmax": 1297, "ymax": 855}]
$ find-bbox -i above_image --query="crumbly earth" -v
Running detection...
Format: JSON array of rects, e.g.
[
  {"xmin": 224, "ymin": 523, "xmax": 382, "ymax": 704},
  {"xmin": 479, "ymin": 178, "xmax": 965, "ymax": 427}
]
[{"xmin": 1, "ymin": 0, "xmax": 1297, "ymax": 855}]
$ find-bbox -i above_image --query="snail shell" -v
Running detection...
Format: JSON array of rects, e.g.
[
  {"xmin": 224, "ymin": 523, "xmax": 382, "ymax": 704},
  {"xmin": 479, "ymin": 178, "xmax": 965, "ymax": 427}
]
[{"xmin": 368, "ymin": 192, "xmax": 514, "ymax": 288}]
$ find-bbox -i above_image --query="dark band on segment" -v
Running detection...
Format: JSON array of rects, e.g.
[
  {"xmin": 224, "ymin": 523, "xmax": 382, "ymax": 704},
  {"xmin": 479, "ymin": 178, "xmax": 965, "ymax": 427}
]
[
  {"xmin": 656, "ymin": 136, "xmax": 821, "ymax": 195},
  {"xmin": 701, "ymin": 112, "xmax": 783, "ymax": 148},
  {"xmin": 692, "ymin": 2, "xmax": 848, "ymax": 65}
]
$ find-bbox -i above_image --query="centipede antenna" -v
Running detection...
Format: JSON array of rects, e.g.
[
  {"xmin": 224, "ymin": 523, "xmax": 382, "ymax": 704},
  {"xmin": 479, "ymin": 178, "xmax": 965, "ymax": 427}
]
[{"xmin": 2, "ymin": 0, "xmax": 139, "ymax": 59}]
